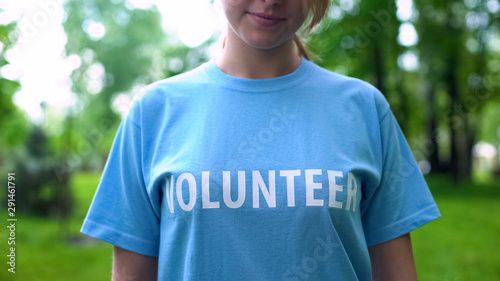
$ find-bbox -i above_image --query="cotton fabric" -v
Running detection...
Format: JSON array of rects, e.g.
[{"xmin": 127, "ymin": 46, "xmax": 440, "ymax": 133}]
[{"xmin": 81, "ymin": 57, "xmax": 440, "ymax": 280}]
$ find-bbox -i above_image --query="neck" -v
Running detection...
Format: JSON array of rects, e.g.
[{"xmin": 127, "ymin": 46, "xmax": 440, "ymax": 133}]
[{"xmin": 215, "ymin": 29, "xmax": 302, "ymax": 79}]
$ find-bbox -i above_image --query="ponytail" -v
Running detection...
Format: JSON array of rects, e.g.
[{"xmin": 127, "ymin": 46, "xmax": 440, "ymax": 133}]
[
  {"xmin": 293, "ymin": 34, "xmax": 310, "ymax": 60},
  {"xmin": 294, "ymin": 0, "xmax": 330, "ymax": 60}
]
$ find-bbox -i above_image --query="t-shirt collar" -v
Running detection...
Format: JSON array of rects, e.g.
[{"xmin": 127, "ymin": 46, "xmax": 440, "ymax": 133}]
[{"xmin": 203, "ymin": 57, "xmax": 312, "ymax": 93}]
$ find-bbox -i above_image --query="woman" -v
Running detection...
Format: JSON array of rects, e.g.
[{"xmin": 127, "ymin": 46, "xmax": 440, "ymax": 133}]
[{"xmin": 82, "ymin": 0, "xmax": 440, "ymax": 280}]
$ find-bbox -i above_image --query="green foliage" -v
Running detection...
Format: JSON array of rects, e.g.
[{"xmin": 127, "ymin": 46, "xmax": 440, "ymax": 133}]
[
  {"xmin": 62, "ymin": 1, "xmax": 167, "ymax": 168},
  {"xmin": 309, "ymin": 0, "xmax": 500, "ymax": 179},
  {"xmin": 63, "ymin": 0, "xmax": 167, "ymax": 124},
  {"xmin": 0, "ymin": 83, "xmax": 31, "ymax": 148},
  {"xmin": 60, "ymin": 1, "xmax": 211, "ymax": 171},
  {"xmin": 0, "ymin": 23, "xmax": 31, "ymax": 149},
  {"xmin": 480, "ymin": 102, "xmax": 500, "ymax": 143},
  {"xmin": 309, "ymin": 0, "xmax": 424, "ymax": 138},
  {"xmin": 5, "ymin": 127, "xmax": 74, "ymax": 218}
]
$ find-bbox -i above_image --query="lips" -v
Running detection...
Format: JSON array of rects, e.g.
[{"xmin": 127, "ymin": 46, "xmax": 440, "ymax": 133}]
[
  {"xmin": 249, "ymin": 12, "xmax": 285, "ymax": 20},
  {"xmin": 248, "ymin": 12, "xmax": 285, "ymax": 27}
]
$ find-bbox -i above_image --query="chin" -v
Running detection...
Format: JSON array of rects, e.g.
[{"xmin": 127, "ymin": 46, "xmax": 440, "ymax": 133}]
[
  {"xmin": 242, "ymin": 35, "xmax": 291, "ymax": 51},
  {"xmin": 246, "ymin": 41, "xmax": 282, "ymax": 50}
]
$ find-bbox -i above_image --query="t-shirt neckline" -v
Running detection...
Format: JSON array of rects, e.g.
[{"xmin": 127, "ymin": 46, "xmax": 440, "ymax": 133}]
[{"xmin": 203, "ymin": 57, "xmax": 312, "ymax": 93}]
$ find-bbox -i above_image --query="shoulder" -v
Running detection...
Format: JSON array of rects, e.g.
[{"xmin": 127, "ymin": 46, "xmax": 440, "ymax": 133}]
[
  {"xmin": 306, "ymin": 60, "xmax": 391, "ymax": 120},
  {"xmin": 125, "ymin": 61, "xmax": 212, "ymax": 122},
  {"xmin": 142, "ymin": 61, "xmax": 211, "ymax": 102}
]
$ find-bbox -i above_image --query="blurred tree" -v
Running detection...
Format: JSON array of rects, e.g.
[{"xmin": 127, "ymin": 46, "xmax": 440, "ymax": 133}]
[
  {"xmin": 444, "ymin": 1, "xmax": 465, "ymax": 181},
  {"xmin": 310, "ymin": 0, "xmax": 500, "ymax": 181},
  {"xmin": 8, "ymin": 126, "xmax": 73, "ymax": 218},
  {"xmin": 461, "ymin": 0, "xmax": 500, "ymax": 179},
  {"xmin": 308, "ymin": 0, "xmax": 419, "ymax": 134},
  {"xmin": 0, "ymin": 23, "xmax": 31, "ymax": 155},
  {"xmin": 416, "ymin": 0, "xmax": 500, "ymax": 181},
  {"xmin": 415, "ymin": 0, "xmax": 453, "ymax": 174},
  {"xmin": 0, "ymin": 19, "xmax": 72, "ymax": 223},
  {"xmin": 60, "ymin": 0, "xmax": 211, "ymax": 174}
]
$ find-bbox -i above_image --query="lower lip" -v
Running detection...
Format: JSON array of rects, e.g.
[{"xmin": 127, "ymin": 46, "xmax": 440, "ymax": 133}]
[{"xmin": 248, "ymin": 13, "xmax": 284, "ymax": 27}]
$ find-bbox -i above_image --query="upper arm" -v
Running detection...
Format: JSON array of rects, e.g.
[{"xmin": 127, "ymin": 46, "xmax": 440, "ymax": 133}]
[
  {"xmin": 112, "ymin": 246, "xmax": 158, "ymax": 281},
  {"xmin": 368, "ymin": 233, "xmax": 417, "ymax": 281}
]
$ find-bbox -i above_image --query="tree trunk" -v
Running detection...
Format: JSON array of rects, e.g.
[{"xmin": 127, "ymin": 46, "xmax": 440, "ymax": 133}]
[
  {"xmin": 465, "ymin": 39, "xmax": 488, "ymax": 180},
  {"xmin": 425, "ymin": 75, "xmax": 441, "ymax": 172},
  {"xmin": 393, "ymin": 70, "xmax": 408, "ymax": 134},
  {"xmin": 373, "ymin": 41, "xmax": 386, "ymax": 95},
  {"xmin": 445, "ymin": 55, "xmax": 462, "ymax": 182},
  {"xmin": 464, "ymin": 114, "xmax": 478, "ymax": 180}
]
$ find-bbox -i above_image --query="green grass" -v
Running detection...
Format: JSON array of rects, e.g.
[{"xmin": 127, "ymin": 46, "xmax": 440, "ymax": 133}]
[
  {"xmin": 413, "ymin": 175, "xmax": 500, "ymax": 281},
  {"xmin": 0, "ymin": 172, "xmax": 112, "ymax": 281},
  {"xmin": 1, "ymin": 172, "xmax": 499, "ymax": 280}
]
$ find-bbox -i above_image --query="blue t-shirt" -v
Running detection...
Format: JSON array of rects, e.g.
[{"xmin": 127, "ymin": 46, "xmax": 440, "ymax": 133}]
[{"xmin": 81, "ymin": 57, "xmax": 440, "ymax": 280}]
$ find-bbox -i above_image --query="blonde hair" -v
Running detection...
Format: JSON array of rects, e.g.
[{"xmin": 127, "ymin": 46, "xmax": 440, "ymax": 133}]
[
  {"xmin": 296, "ymin": 0, "xmax": 330, "ymax": 60},
  {"xmin": 219, "ymin": 0, "xmax": 331, "ymax": 60}
]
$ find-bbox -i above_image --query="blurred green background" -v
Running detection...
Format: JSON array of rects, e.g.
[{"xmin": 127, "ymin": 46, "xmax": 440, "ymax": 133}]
[{"xmin": 0, "ymin": 0, "xmax": 499, "ymax": 280}]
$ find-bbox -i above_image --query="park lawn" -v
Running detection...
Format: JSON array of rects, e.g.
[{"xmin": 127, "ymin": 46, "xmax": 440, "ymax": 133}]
[
  {"xmin": 0, "ymin": 172, "xmax": 113, "ymax": 281},
  {"xmin": 412, "ymin": 175, "xmax": 500, "ymax": 281},
  {"xmin": 1, "ymin": 172, "xmax": 499, "ymax": 280}
]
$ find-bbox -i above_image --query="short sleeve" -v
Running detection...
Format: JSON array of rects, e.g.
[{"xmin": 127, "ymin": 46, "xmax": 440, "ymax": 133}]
[
  {"xmin": 361, "ymin": 109, "xmax": 441, "ymax": 246},
  {"xmin": 80, "ymin": 100, "xmax": 160, "ymax": 257}
]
